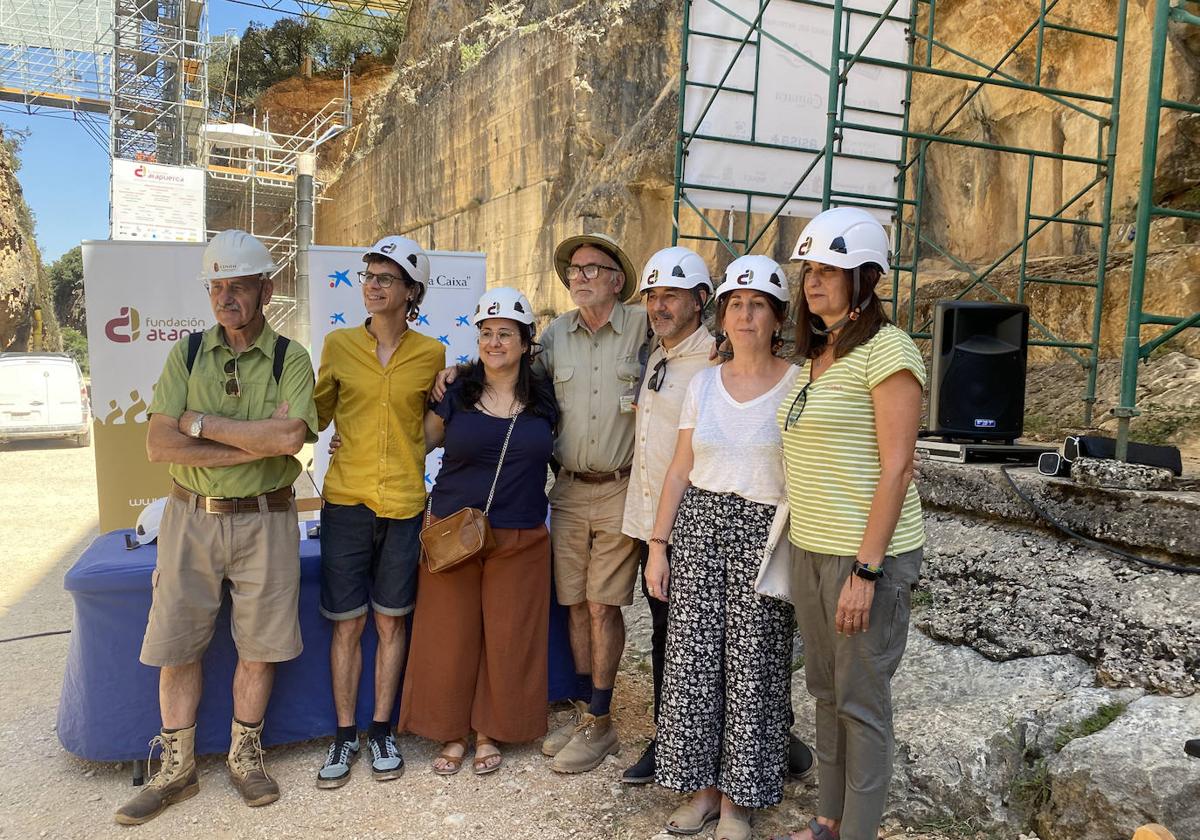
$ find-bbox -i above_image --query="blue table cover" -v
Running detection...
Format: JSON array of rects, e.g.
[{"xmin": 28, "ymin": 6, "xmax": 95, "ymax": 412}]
[{"xmin": 59, "ymin": 530, "xmax": 576, "ymax": 760}]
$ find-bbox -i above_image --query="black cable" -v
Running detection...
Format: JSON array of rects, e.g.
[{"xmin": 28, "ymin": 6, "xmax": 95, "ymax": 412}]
[
  {"xmin": 1000, "ymin": 465, "xmax": 1200, "ymax": 575},
  {"xmin": 0, "ymin": 629, "xmax": 72, "ymax": 644}
]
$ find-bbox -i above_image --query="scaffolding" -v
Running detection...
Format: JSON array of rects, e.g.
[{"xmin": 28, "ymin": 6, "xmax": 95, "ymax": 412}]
[
  {"xmin": 0, "ymin": 0, "xmax": 113, "ymax": 148},
  {"xmin": 1115, "ymin": 0, "xmax": 1200, "ymax": 458},
  {"xmin": 110, "ymin": 0, "xmax": 207, "ymax": 166},
  {"xmin": 673, "ymin": 0, "xmax": 1134, "ymax": 428},
  {"xmin": 203, "ymin": 76, "xmax": 352, "ymax": 334}
]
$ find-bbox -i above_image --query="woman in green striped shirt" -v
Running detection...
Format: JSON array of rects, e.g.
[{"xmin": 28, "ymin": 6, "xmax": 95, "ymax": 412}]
[{"xmin": 773, "ymin": 208, "xmax": 926, "ymax": 840}]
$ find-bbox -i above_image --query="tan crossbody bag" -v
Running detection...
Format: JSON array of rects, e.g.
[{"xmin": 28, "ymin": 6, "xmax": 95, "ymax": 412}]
[{"xmin": 419, "ymin": 411, "xmax": 519, "ymax": 573}]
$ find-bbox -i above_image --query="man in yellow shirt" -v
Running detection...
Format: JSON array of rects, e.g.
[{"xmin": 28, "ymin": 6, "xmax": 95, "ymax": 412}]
[{"xmin": 312, "ymin": 236, "xmax": 446, "ymax": 788}]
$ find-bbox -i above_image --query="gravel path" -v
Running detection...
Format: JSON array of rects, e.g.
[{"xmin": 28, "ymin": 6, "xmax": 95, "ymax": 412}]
[{"xmin": 0, "ymin": 441, "xmax": 964, "ymax": 840}]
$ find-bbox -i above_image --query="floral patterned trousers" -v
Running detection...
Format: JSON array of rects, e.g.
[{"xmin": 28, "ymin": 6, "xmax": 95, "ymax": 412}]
[{"xmin": 655, "ymin": 487, "xmax": 795, "ymax": 808}]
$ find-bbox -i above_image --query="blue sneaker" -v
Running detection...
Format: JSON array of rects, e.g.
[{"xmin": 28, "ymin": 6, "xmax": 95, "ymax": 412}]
[
  {"xmin": 316, "ymin": 737, "xmax": 359, "ymax": 789},
  {"xmin": 369, "ymin": 732, "xmax": 404, "ymax": 781}
]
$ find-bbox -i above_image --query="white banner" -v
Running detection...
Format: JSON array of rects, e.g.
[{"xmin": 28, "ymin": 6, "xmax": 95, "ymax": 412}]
[
  {"xmin": 82, "ymin": 241, "xmax": 213, "ymax": 530},
  {"xmin": 683, "ymin": 0, "xmax": 911, "ymax": 222},
  {"xmin": 308, "ymin": 247, "xmax": 486, "ymax": 493},
  {"xmin": 111, "ymin": 160, "xmax": 206, "ymax": 243}
]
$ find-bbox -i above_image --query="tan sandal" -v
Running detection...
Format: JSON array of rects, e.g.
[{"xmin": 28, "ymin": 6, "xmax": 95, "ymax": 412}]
[
  {"xmin": 472, "ymin": 736, "xmax": 502, "ymax": 775},
  {"xmin": 665, "ymin": 798, "xmax": 720, "ymax": 835},
  {"xmin": 432, "ymin": 738, "xmax": 468, "ymax": 776}
]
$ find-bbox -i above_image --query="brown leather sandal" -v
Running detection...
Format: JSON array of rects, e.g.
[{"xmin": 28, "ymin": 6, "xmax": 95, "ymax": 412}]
[
  {"xmin": 472, "ymin": 735, "xmax": 502, "ymax": 776},
  {"xmin": 432, "ymin": 738, "xmax": 468, "ymax": 776}
]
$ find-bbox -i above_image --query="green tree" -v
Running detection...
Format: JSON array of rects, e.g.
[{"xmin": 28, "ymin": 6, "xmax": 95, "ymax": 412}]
[
  {"xmin": 234, "ymin": 17, "xmax": 325, "ymax": 107},
  {"xmin": 61, "ymin": 326, "xmax": 89, "ymax": 375},
  {"xmin": 48, "ymin": 245, "xmax": 86, "ymax": 334},
  {"xmin": 317, "ymin": 3, "xmax": 408, "ymax": 70}
]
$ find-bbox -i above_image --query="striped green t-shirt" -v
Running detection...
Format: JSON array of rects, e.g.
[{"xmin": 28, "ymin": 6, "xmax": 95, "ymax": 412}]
[{"xmin": 777, "ymin": 324, "xmax": 926, "ymax": 556}]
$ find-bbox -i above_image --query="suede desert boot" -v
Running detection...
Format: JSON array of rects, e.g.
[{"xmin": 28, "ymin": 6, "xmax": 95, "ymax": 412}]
[
  {"xmin": 541, "ymin": 699, "xmax": 589, "ymax": 757},
  {"xmin": 114, "ymin": 725, "xmax": 200, "ymax": 825},
  {"xmin": 550, "ymin": 712, "xmax": 620, "ymax": 773},
  {"xmin": 227, "ymin": 719, "xmax": 279, "ymax": 807}
]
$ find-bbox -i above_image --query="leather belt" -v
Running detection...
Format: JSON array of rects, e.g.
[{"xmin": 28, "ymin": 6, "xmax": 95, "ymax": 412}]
[
  {"xmin": 561, "ymin": 466, "xmax": 632, "ymax": 484},
  {"xmin": 172, "ymin": 482, "xmax": 294, "ymax": 514}
]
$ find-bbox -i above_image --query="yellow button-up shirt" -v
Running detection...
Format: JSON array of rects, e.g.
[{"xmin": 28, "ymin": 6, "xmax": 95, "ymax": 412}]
[
  {"xmin": 535, "ymin": 301, "xmax": 649, "ymax": 474},
  {"xmin": 314, "ymin": 322, "xmax": 446, "ymax": 520},
  {"xmin": 622, "ymin": 325, "xmax": 717, "ymax": 541}
]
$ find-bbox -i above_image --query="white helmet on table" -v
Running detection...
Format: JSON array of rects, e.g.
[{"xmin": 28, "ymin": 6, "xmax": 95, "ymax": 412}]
[
  {"xmin": 716, "ymin": 254, "xmax": 790, "ymax": 304},
  {"xmin": 472, "ymin": 287, "xmax": 536, "ymax": 328},
  {"xmin": 199, "ymin": 230, "xmax": 277, "ymax": 282},
  {"xmin": 638, "ymin": 246, "xmax": 713, "ymax": 297},
  {"xmin": 134, "ymin": 497, "xmax": 168, "ymax": 546}
]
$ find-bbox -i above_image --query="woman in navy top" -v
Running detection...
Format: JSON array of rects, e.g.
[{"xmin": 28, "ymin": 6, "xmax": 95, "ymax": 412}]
[{"xmin": 398, "ymin": 287, "xmax": 557, "ymax": 777}]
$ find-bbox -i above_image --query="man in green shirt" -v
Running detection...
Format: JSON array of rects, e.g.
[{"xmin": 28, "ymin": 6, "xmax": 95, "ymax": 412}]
[{"xmin": 115, "ymin": 230, "xmax": 318, "ymax": 826}]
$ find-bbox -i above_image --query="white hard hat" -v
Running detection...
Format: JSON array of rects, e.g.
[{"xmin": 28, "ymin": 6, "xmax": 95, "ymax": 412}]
[
  {"xmin": 363, "ymin": 236, "xmax": 431, "ymax": 289},
  {"xmin": 472, "ymin": 286, "xmax": 536, "ymax": 328},
  {"xmin": 790, "ymin": 207, "xmax": 891, "ymax": 273},
  {"xmin": 134, "ymin": 497, "xmax": 168, "ymax": 546},
  {"xmin": 716, "ymin": 254, "xmax": 790, "ymax": 304},
  {"xmin": 199, "ymin": 230, "xmax": 277, "ymax": 281},
  {"xmin": 638, "ymin": 246, "xmax": 713, "ymax": 296}
]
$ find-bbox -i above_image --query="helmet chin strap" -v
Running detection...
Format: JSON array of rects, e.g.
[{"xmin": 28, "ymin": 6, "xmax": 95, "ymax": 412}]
[{"xmin": 809, "ymin": 265, "xmax": 864, "ymax": 337}]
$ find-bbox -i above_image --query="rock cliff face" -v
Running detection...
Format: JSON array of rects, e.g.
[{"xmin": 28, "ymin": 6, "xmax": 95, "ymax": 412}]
[
  {"xmin": 0, "ymin": 129, "xmax": 56, "ymax": 351},
  {"xmin": 313, "ymin": 0, "xmax": 1199, "ymax": 353}
]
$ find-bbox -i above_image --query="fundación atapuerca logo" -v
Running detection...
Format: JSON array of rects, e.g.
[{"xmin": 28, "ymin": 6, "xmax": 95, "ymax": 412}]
[{"xmin": 105, "ymin": 306, "xmax": 209, "ymax": 343}]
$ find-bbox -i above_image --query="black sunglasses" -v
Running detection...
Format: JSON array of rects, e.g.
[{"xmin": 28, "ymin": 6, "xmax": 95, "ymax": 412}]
[
  {"xmin": 647, "ymin": 357, "xmax": 668, "ymax": 392},
  {"xmin": 224, "ymin": 357, "xmax": 241, "ymax": 397}
]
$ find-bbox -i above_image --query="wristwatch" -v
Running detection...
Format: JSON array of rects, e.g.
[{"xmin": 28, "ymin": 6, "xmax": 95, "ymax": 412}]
[
  {"xmin": 187, "ymin": 413, "xmax": 206, "ymax": 439},
  {"xmin": 852, "ymin": 560, "xmax": 883, "ymax": 582}
]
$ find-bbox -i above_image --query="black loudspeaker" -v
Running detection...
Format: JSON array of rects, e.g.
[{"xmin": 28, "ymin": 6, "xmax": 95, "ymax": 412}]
[{"xmin": 928, "ymin": 301, "xmax": 1029, "ymax": 442}]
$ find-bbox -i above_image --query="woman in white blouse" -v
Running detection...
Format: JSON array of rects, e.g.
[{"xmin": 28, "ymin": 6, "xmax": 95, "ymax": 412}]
[{"xmin": 645, "ymin": 255, "xmax": 797, "ymax": 840}]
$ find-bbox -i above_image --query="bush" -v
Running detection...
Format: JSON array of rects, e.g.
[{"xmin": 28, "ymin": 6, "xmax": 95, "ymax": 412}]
[{"xmin": 62, "ymin": 327, "xmax": 89, "ymax": 376}]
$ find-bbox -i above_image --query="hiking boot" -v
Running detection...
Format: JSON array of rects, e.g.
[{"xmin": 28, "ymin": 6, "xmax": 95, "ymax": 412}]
[
  {"xmin": 228, "ymin": 719, "xmax": 279, "ymax": 807},
  {"xmin": 788, "ymin": 733, "xmax": 817, "ymax": 782},
  {"xmin": 316, "ymin": 736, "xmax": 360, "ymax": 789},
  {"xmin": 551, "ymin": 712, "xmax": 619, "ymax": 774},
  {"xmin": 114, "ymin": 725, "xmax": 200, "ymax": 825},
  {"xmin": 368, "ymin": 731, "xmax": 405, "ymax": 782},
  {"xmin": 621, "ymin": 738, "xmax": 656, "ymax": 784},
  {"xmin": 541, "ymin": 699, "xmax": 588, "ymax": 757}
]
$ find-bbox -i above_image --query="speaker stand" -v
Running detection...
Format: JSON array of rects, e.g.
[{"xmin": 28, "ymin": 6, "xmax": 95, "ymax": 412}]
[{"xmin": 916, "ymin": 438, "xmax": 1055, "ymax": 464}]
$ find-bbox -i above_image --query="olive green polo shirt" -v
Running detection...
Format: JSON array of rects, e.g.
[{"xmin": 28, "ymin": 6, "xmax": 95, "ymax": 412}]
[
  {"xmin": 147, "ymin": 323, "xmax": 318, "ymax": 498},
  {"xmin": 534, "ymin": 300, "xmax": 649, "ymax": 473}
]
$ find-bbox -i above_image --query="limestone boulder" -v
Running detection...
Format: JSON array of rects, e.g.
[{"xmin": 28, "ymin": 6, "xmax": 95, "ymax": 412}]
[{"xmin": 1036, "ymin": 694, "xmax": 1200, "ymax": 840}]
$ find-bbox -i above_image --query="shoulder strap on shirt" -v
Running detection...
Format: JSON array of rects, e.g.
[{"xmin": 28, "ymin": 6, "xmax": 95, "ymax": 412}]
[
  {"xmin": 185, "ymin": 331, "xmax": 203, "ymax": 375},
  {"xmin": 185, "ymin": 331, "xmax": 288, "ymax": 383},
  {"xmin": 272, "ymin": 336, "xmax": 290, "ymax": 385}
]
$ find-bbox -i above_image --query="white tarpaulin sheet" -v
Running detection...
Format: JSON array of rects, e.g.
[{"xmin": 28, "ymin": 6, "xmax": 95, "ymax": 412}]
[{"xmin": 682, "ymin": 0, "xmax": 911, "ymax": 222}]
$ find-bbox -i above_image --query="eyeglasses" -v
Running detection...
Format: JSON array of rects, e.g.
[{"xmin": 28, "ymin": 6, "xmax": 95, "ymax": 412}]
[
  {"xmin": 357, "ymin": 270, "xmax": 406, "ymax": 288},
  {"xmin": 646, "ymin": 357, "xmax": 668, "ymax": 392},
  {"xmin": 224, "ymin": 357, "xmax": 241, "ymax": 397},
  {"xmin": 478, "ymin": 328, "xmax": 519, "ymax": 345},
  {"xmin": 782, "ymin": 380, "xmax": 812, "ymax": 431},
  {"xmin": 565, "ymin": 263, "xmax": 619, "ymax": 282}
]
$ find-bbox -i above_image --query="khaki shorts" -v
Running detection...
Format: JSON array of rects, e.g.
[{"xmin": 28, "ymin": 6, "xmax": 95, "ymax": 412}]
[
  {"xmin": 139, "ymin": 494, "xmax": 302, "ymax": 667},
  {"xmin": 549, "ymin": 472, "xmax": 641, "ymax": 607}
]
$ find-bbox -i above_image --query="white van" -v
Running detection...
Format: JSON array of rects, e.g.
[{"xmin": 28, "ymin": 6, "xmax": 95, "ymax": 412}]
[{"xmin": 0, "ymin": 352, "xmax": 92, "ymax": 447}]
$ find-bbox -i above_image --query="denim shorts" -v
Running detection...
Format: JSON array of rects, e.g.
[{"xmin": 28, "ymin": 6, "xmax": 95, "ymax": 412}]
[{"xmin": 319, "ymin": 503, "xmax": 422, "ymax": 620}]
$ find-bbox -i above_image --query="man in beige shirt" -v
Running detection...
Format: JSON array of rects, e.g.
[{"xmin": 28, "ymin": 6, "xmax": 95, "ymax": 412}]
[
  {"xmin": 536, "ymin": 233, "xmax": 649, "ymax": 774},
  {"xmin": 617, "ymin": 246, "xmax": 716, "ymax": 783}
]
